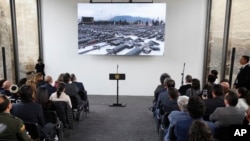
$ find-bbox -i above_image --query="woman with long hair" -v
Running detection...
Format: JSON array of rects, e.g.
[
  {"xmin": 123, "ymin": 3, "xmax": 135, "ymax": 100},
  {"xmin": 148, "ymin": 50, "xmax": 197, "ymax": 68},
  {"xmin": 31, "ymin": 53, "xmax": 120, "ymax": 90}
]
[
  {"xmin": 36, "ymin": 86, "xmax": 52, "ymax": 110},
  {"xmin": 189, "ymin": 120, "xmax": 214, "ymax": 141},
  {"xmin": 49, "ymin": 82, "xmax": 72, "ymax": 108}
]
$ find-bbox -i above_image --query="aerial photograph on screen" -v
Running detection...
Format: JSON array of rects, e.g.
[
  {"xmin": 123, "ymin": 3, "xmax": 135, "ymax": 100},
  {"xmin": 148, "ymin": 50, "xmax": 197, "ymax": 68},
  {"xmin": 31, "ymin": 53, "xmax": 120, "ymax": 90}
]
[{"xmin": 77, "ymin": 3, "xmax": 166, "ymax": 56}]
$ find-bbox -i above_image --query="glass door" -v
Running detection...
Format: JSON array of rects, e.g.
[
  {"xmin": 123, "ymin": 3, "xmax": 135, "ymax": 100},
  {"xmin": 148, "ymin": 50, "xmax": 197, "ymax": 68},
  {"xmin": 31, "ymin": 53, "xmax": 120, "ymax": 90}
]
[
  {"xmin": 206, "ymin": 0, "xmax": 227, "ymax": 83},
  {"xmin": 226, "ymin": 0, "xmax": 250, "ymax": 85},
  {"xmin": 0, "ymin": 0, "xmax": 15, "ymax": 81}
]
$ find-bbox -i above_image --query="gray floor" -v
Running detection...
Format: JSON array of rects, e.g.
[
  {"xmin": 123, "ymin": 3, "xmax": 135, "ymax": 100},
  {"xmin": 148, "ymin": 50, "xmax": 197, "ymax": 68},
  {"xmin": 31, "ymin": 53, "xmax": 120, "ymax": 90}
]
[{"xmin": 64, "ymin": 95, "xmax": 158, "ymax": 141}]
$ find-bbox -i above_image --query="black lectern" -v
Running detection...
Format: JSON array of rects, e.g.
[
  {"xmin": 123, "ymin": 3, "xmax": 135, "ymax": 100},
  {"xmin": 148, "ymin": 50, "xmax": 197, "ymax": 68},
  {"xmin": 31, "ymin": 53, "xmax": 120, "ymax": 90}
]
[{"xmin": 109, "ymin": 73, "xmax": 126, "ymax": 107}]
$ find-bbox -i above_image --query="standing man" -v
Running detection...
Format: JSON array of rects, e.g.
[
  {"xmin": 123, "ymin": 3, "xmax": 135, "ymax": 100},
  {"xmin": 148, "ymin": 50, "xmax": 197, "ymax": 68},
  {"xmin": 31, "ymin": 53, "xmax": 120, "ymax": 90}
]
[
  {"xmin": 234, "ymin": 55, "xmax": 250, "ymax": 90},
  {"xmin": 35, "ymin": 57, "xmax": 45, "ymax": 80}
]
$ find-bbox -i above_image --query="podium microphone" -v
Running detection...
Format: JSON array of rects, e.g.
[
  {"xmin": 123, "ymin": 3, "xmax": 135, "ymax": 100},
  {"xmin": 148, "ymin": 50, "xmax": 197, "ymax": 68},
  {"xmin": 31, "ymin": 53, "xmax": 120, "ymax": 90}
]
[{"xmin": 117, "ymin": 64, "xmax": 119, "ymax": 73}]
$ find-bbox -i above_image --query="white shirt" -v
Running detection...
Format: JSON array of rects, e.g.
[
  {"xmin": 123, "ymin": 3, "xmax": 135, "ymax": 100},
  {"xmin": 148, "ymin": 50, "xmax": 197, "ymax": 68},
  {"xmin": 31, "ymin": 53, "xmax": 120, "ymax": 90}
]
[
  {"xmin": 49, "ymin": 91, "xmax": 72, "ymax": 108},
  {"xmin": 236, "ymin": 98, "xmax": 249, "ymax": 111}
]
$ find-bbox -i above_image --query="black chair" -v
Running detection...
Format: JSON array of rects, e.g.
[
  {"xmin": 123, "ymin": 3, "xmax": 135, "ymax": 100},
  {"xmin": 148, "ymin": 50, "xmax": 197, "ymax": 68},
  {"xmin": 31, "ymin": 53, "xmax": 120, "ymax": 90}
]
[
  {"xmin": 44, "ymin": 110, "xmax": 64, "ymax": 141},
  {"xmin": 52, "ymin": 101, "xmax": 74, "ymax": 130},
  {"xmin": 159, "ymin": 112, "xmax": 170, "ymax": 141},
  {"xmin": 24, "ymin": 122, "xmax": 42, "ymax": 141},
  {"xmin": 69, "ymin": 95, "xmax": 84, "ymax": 122}
]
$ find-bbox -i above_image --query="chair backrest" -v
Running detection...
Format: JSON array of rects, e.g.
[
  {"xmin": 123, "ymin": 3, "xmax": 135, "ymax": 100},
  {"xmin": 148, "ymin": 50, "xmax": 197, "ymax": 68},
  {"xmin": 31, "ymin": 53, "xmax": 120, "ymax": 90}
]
[
  {"xmin": 44, "ymin": 110, "xmax": 59, "ymax": 124},
  {"xmin": 24, "ymin": 122, "xmax": 40, "ymax": 140},
  {"xmin": 69, "ymin": 95, "xmax": 79, "ymax": 109},
  {"xmin": 52, "ymin": 101, "xmax": 74, "ymax": 129}
]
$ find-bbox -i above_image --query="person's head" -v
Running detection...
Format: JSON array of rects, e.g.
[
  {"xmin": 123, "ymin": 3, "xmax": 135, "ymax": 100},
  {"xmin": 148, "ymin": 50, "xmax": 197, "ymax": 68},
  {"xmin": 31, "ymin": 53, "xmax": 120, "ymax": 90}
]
[
  {"xmin": 18, "ymin": 77, "xmax": 27, "ymax": 87},
  {"xmin": 168, "ymin": 87, "xmax": 179, "ymax": 100},
  {"xmin": 160, "ymin": 73, "xmax": 171, "ymax": 86},
  {"xmin": 187, "ymin": 96, "xmax": 205, "ymax": 119},
  {"xmin": 37, "ymin": 58, "xmax": 42, "ymax": 63},
  {"xmin": 207, "ymin": 74, "xmax": 216, "ymax": 84},
  {"xmin": 237, "ymin": 87, "xmax": 249, "ymax": 98},
  {"xmin": 35, "ymin": 73, "xmax": 43, "ymax": 82},
  {"xmin": 3, "ymin": 80, "xmax": 11, "ymax": 90},
  {"xmin": 63, "ymin": 73, "xmax": 71, "ymax": 83},
  {"xmin": 70, "ymin": 73, "xmax": 77, "ymax": 82},
  {"xmin": 189, "ymin": 120, "xmax": 214, "ymax": 141},
  {"xmin": 211, "ymin": 70, "xmax": 218, "ymax": 78},
  {"xmin": 45, "ymin": 75, "xmax": 53, "ymax": 84},
  {"xmin": 185, "ymin": 75, "xmax": 192, "ymax": 83},
  {"xmin": 191, "ymin": 79, "xmax": 200, "ymax": 90},
  {"xmin": 26, "ymin": 80, "xmax": 37, "ymax": 93},
  {"xmin": 177, "ymin": 95, "xmax": 189, "ymax": 112},
  {"xmin": 57, "ymin": 82, "xmax": 65, "ymax": 98},
  {"xmin": 19, "ymin": 85, "xmax": 34, "ymax": 103},
  {"xmin": 0, "ymin": 94, "xmax": 12, "ymax": 113},
  {"xmin": 240, "ymin": 55, "xmax": 249, "ymax": 65},
  {"xmin": 55, "ymin": 73, "xmax": 64, "ymax": 84},
  {"xmin": 237, "ymin": 87, "xmax": 250, "ymax": 105},
  {"xmin": 36, "ymin": 86, "xmax": 49, "ymax": 107},
  {"xmin": 220, "ymin": 81, "xmax": 230, "ymax": 95},
  {"xmin": 224, "ymin": 89, "xmax": 238, "ymax": 106},
  {"xmin": 212, "ymin": 84, "xmax": 223, "ymax": 98},
  {"xmin": 166, "ymin": 79, "xmax": 175, "ymax": 88}
]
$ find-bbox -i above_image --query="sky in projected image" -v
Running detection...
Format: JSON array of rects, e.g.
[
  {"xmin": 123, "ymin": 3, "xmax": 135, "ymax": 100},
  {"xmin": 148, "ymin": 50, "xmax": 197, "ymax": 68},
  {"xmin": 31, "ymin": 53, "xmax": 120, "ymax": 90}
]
[
  {"xmin": 78, "ymin": 4, "xmax": 166, "ymax": 21},
  {"xmin": 77, "ymin": 3, "xmax": 166, "ymax": 56}
]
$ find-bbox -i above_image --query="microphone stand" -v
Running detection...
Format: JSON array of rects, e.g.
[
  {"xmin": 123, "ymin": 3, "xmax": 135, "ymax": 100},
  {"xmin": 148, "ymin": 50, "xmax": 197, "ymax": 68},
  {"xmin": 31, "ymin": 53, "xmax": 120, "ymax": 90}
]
[{"xmin": 181, "ymin": 63, "xmax": 185, "ymax": 86}]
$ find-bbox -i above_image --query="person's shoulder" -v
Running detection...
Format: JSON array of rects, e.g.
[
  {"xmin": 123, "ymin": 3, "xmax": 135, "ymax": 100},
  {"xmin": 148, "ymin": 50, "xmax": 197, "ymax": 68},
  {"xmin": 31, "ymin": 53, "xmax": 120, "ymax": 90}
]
[{"xmin": 5, "ymin": 114, "xmax": 24, "ymax": 125}]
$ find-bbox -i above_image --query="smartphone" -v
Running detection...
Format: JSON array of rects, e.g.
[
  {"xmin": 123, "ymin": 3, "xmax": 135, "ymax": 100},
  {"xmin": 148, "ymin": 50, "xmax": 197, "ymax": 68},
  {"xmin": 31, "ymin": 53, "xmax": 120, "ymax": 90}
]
[{"xmin": 202, "ymin": 89, "xmax": 208, "ymax": 98}]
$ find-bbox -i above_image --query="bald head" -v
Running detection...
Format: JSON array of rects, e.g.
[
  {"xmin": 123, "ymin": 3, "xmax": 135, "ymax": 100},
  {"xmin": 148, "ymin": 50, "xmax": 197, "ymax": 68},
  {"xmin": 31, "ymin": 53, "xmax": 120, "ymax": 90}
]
[
  {"xmin": 45, "ymin": 76, "xmax": 53, "ymax": 84},
  {"xmin": 3, "ymin": 80, "xmax": 11, "ymax": 90},
  {"xmin": 220, "ymin": 82, "xmax": 230, "ymax": 94}
]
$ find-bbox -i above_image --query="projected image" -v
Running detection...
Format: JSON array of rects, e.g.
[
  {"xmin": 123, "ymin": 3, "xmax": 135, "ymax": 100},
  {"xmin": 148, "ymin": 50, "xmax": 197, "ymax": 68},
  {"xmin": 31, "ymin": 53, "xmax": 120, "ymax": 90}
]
[{"xmin": 77, "ymin": 3, "xmax": 166, "ymax": 56}]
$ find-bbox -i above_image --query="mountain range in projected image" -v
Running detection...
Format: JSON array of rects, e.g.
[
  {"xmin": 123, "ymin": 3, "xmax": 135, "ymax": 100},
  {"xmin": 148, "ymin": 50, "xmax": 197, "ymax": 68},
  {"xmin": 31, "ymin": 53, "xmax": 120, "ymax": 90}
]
[{"xmin": 77, "ymin": 3, "xmax": 166, "ymax": 56}]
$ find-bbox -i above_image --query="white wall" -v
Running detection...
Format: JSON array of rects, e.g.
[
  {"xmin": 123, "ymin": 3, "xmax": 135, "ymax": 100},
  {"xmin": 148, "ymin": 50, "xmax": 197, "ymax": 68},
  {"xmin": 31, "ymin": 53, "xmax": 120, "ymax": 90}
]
[{"xmin": 41, "ymin": 0, "xmax": 207, "ymax": 96}]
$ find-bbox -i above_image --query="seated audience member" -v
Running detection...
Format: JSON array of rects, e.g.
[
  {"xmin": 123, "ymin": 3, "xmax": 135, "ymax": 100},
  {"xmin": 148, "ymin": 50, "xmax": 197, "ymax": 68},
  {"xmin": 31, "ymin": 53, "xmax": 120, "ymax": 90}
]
[
  {"xmin": 157, "ymin": 79, "xmax": 175, "ymax": 112},
  {"xmin": 173, "ymin": 96, "xmax": 215, "ymax": 141},
  {"xmin": 202, "ymin": 74, "xmax": 217, "ymax": 99},
  {"xmin": 162, "ymin": 87, "xmax": 179, "ymax": 113},
  {"xmin": 164, "ymin": 95, "xmax": 190, "ymax": 141},
  {"xmin": 209, "ymin": 89, "xmax": 245, "ymax": 127},
  {"xmin": 44, "ymin": 75, "xmax": 56, "ymax": 96},
  {"xmin": 220, "ymin": 80, "xmax": 230, "ymax": 96},
  {"xmin": 0, "ymin": 94, "xmax": 32, "ymax": 141},
  {"xmin": 54, "ymin": 73, "xmax": 64, "ymax": 89},
  {"xmin": 155, "ymin": 78, "xmax": 174, "ymax": 134},
  {"xmin": 36, "ymin": 86, "xmax": 52, "ymax": 110},
  {"xmin": 63, "ymin": 73, "xmax": 82, "ymax": 107},
  {"xmin": 35, "ymin": 73, "xmax": 46, "ymax": 88},
  {"xmin": 9, "ymin": 84, "xmax": 21, "ymax": 103},
  {"xmin": 71, "ymin": 73, "xmax": 88, "ymax": 101},
  {"xmin": 11, "ymin": 85, "xmax": 55, "ymax": 140},
  {"xmin": 1, "ymin": 80, "xmax": 12, "ymax": 97},
  {"xmin": 203, "ymin": 84, "xmax": 225, "ymax": 120},
  {"xmin": 49, "ymin": 82, "xmax": 72, "ymax": 108},
  {"xmin": 153, "ymin": 73, "xmax": 171, "ymax": 106},
  {"xmin": 26, "ymin": 80, "xmax": 37, "ymax": 102},
  {"xmin": 18, "ymin": 77, "xmax": 27, "ymax": 87},
  {"xmin": 186, "ymin": 78, "xmax": 201, "ymax": 97},
  {"xmin": 236, "ymin": 87, "xmax": 250, "ymax": 111},
  {"xmin": 178, "ymin": 75, "xmax": 192, "ymax": 96},
  {"xmin": 189, "ymin": 120, "xmax": 214, "ymax": 141}
]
